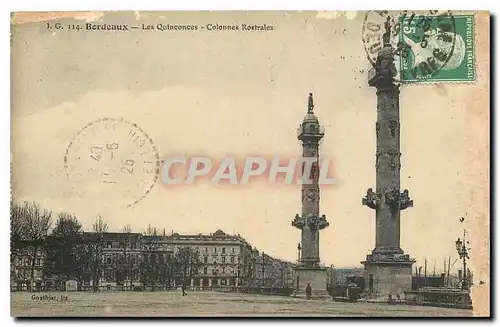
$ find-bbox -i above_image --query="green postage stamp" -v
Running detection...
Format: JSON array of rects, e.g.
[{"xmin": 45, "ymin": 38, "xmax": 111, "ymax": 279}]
[{"xmin": 399, "ymin": 14, "xmax": 475, "ymax": 82}]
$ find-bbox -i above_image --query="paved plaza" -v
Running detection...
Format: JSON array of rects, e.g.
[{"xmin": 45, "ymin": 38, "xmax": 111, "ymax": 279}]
[{"xmin": 11, "ymin": 291, "xmax": 473, "ymax": 317}]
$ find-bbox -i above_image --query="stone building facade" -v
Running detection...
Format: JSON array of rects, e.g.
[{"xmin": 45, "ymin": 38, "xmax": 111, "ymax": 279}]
[
  {"xmin": 11, "ymin": 248, "xmax": 45, "ymax": 291},
  {"xmin": 11, "ymin": 229, "xmax": 294, "ymax": 291}
]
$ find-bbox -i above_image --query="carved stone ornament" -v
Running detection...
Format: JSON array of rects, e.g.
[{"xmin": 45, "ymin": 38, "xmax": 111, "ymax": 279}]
[
  {"xmin": 388, "ymin": 119, "xmax": 399, "ymax": 137},
  {"xmin": 376, "ymin": 122, "xmax": 381, "ymax": 138},
  {"xmin": 303, "ymin": 188, "xmax": 319, "ymax": 203},
  {"xmin": 366, "ymin": 253, "xmax": 411, "ymax": 262},
  {"xmin": 306, "ymin": 144, "xmax": 318, "ymax": 156},
  {"xmin": 382, "ymin": 16, "xmax": 391, "ymax": 47},
  {"xmin": 291, "ymin": 214, "xmax": 305, "ymax": 229},
  {"xmin": 362, "ymin": 188, "xmax": 380, "ymax": 209},
  {"xmin": 387, "ymin": 150, "xmax": 401, "ymax": 170},
  {"xmin": 384, "ymin": 188, "xmax": 400, "ymax": 211},
  {"xmin": 376, "ymin": 56, "xmax": 395, "ymax": 80},
  {"xmin": 384, "ymin": 188, "xmax": 413, "ymax": 211},
  {"xmin": 310, "ymin": 147, "xmax": 318, "ymax": 156},
  {"xmin": 399, "ymin": 189, "xmax": 413, "ymax": 210},
  {"xmin": 306, "ymin": 213, "xmax": 329, "ymax": 230}
]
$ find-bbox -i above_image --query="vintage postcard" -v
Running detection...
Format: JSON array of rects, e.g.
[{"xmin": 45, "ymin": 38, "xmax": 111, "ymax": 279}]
[{"xmin": 10, "ymin": 10, "xmax": 490, "ymax": 317}]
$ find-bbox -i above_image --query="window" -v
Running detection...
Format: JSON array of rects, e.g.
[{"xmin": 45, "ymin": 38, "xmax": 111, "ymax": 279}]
[
  {"xmin": 222, "ymin": 267, "xmax": 226, "ymax": 274},
  {"xmin": 205, "ymin": 247, "xmax": 208, "ymax": 253},
  {"xmin": 106, "ymin": 256, "xmax": 111, "ymax": 264},
  {"xmin": 204, "ymin": 256, "xmax": 208, "ymax": 264},
  {"xmin": 107, "ymin": 242, "xmax": 112, "ymax": 248},
  {"xmin": 230, "ymin": 256, "xmax": 235, "ymax": 264},
  {"xmin": 204, "ymin": 267, "xmax": 208, "ymax": 275},
  {"xmin": 131, "ymin": 256, "xmax": 137, "ymax": 265},
  {"xmin": 213, "ymin": 257, "xmax": 217, "ymax": 264},
  {"xmin": 104, "ymin": 269, "xmax": 113, "ymax": 280},
  {"xmin": 36, "ymin": 258, "xmax": 41, "ymax": 266},
  {"xmin": 213, "ymin": 247, "xmax": 217, "ymax": 253},
  {"xmin": 222, "ymin": 248, "xmax": 226, "ymax": 254},
  {"xmin": 232, "ymin": 247, "xmax": 235, "ymax": 254},
  {"xmin": 222, "ymin": 256, "xmax": 226, "ymax": 264}
]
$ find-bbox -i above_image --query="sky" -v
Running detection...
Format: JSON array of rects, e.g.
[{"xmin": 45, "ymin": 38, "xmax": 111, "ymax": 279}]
[{"xmin": 11, "ymin": 11, "xmax": 489, "ymax": 279}]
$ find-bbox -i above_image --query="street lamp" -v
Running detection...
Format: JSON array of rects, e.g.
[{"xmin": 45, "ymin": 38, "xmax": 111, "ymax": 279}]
[
  {"xmin": 330, "ymin": 264, "xmax": 335, "ymax": 286},
  {"xmin": 297, "ymin": 243, "xmax": 301, "ymax": 264},
  {"xmin": 281, "ymin": 263, "xmax": 285, "ymax": 288},
  {"xmin": 261, "ymin": 252, "xmax": 266, "ymax": 287},
  {"xmin": 236, "ymin": 263, "xmax": 240, "ymax": 292},
  {"xmin": 455, "ymin": 229, "xmax": 470, "ymax": 290}
]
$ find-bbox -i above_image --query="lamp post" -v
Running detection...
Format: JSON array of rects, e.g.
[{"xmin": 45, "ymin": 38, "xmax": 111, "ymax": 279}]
[
  {"xmin": 236, "ymin": 263, "xmax": 240, "ymax": 292},
  {"xmin": 297, "ymin": 243, "xmax": 301, "ymax": 264},
  {"xmin": 261, "ymin": 252, "xmax": 266, "ymax": 287},
  {"xmin": 249, "ymin": 257, "xmax": 255, "ymax": 287},
  {"xmin": 455, "ymin": 229, "xmax": 470, "ymax": 291},
  {"xmin": 281, "ymin": 263, "xmax": 285, "ymax": 288},
  {"xmin": 330, "ymin": 264, "xmax": 335, "ymax": 286}
]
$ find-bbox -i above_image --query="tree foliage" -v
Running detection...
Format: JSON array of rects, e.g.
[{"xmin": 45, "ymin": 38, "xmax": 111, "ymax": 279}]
[
  {"xmin": 86, "ymin": 215, "xmax": 109, "ymax": 291},
  {"xmin": 10, "ymin": 201, "xmax": 52, "ymax": 291},
  {"xmin": 174, "ymin": 246, "xmax": 202, "ymax": 287},
  {"xmin": 43, "ymin": 213, "xmax": 83, "ymax": 282}
]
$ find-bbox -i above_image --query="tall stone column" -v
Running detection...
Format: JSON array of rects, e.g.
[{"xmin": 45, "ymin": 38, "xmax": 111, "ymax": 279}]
[
  {"xmin": 361, "ymin": 17, "xmax": 414, "ymax": 301},
  {"xmin": 291, "ymin": 93, "xmax": 329, "ymax": 299}
]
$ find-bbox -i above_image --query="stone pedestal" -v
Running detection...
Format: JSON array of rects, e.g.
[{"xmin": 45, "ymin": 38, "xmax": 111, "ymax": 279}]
[
  {"xmin": 65, "ymin": 279, "xmax": 77, "ymax": 292},
  {"xmin": 292, "ymin": 267, "xmax": 329, "ymax": 299},
  {"xmin": 362, "ymin": 253, "xmax": 414, "ymax": 302}
]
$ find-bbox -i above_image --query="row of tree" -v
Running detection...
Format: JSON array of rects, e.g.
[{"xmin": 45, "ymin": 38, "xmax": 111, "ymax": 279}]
[{"xmin": 10, "ymin": 200, "xmax": 201, "ymax": 291}]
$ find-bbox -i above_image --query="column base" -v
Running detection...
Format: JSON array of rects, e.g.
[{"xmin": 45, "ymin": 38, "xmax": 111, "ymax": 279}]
[
  {"xmin": 292, "ymin": 266, "xmax": 330, "ymax": 299},
  {"xmin": 361, "ymin": 252, "xmax": 415, "ymax": 302}
]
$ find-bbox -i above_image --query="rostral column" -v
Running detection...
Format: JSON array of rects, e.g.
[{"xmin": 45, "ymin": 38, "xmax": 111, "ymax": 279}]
[
  {"xmin": 361, "ymin": 17, "xmax": 415, "ymax": 301},
  {"xmin": 291, "ymin": 93, "xmax": 329, "ymax": 299}
]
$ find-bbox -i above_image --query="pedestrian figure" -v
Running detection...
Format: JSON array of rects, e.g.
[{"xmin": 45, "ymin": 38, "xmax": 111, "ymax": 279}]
[
  {"xmin": 305, "ymin": 283, "xmax": 312, "ymax": 300},
  {"xmin": 181, "ymin": 284, "xmax": 187, "ymax": 296}
]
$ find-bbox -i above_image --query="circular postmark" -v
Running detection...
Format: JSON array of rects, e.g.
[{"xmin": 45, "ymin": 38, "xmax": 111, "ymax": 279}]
[
  {"xmin": 64, "ymin": 117, "xmax": 160, "ymax": 208},
  {"xmin": 362, "ymin": 10, "xmax": 457, "ymax": 82}
]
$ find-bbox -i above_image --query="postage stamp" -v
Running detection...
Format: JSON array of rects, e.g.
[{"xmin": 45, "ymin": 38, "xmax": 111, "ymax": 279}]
[
  {"xmin": 64, "ymin": 117, "xmax": 161, "ymax": 208},
  {"xmin": 399, "ymin": 14, "xmax": 475, "ymax": 82}
]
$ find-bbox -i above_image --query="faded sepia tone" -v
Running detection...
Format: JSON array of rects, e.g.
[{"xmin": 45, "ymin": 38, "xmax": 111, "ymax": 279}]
[{"xmin": 10, "ymin": 11, "xmax": 489, "ymax": 317}]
